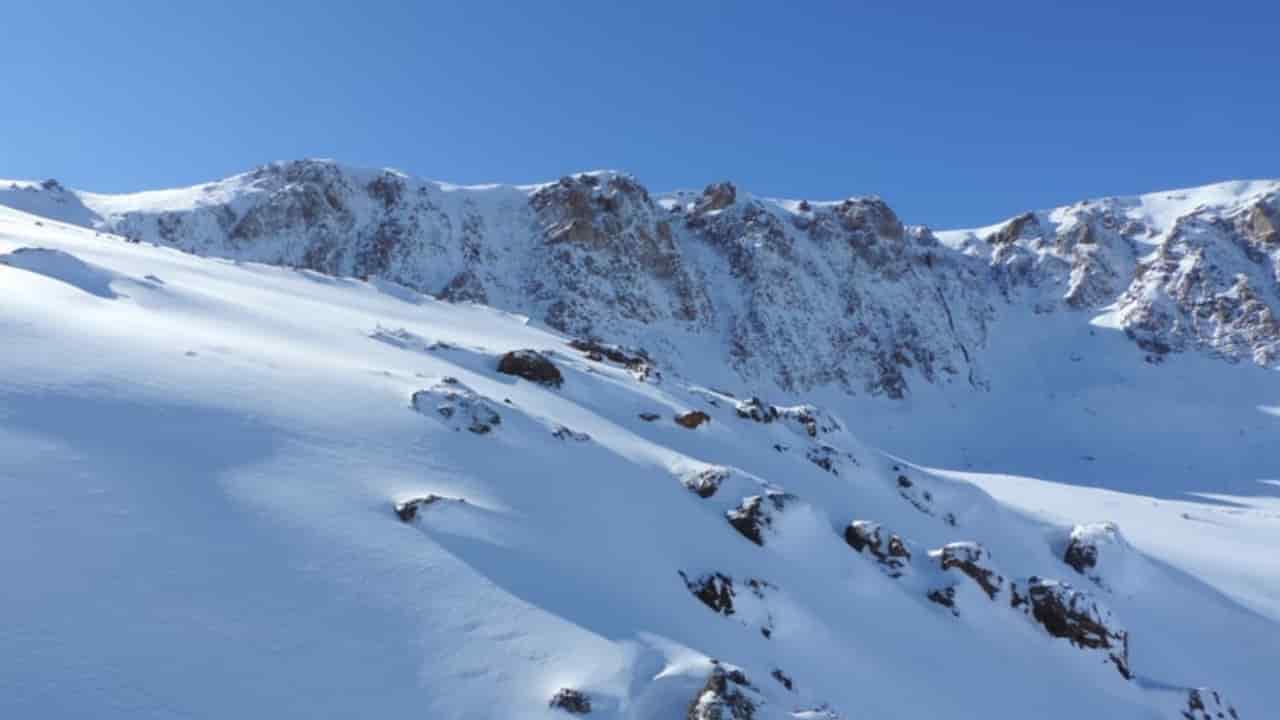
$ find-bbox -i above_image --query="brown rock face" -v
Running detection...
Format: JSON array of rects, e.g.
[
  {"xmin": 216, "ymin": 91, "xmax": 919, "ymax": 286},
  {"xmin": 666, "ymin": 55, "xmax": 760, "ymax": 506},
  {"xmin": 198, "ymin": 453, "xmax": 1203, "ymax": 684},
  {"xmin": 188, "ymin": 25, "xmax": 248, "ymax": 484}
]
[
  {"xmin": 935, "ymin": 543, "xmax": 1004, "ymax": 600},
  {"xmin": 844, "ymin": 521, "xmax": 912, "ymax": 576},
  {"xmin": 694, "ymin": 182, "xmax": 737, "ymax": 215},
  {"xmin": 987, "ymin": 212, "xmax": 1040, "ymax": 245},
  {"xmin": 1010, "ymin": 577, "xmax": 1131, "ymax": 679},
  {"xmin": 675, "ymin": 410, "xmax": 712, "ymax": 429},
  {"xmin": 497, "ymin": 350, "xmax": 563, "ymax": 387}
]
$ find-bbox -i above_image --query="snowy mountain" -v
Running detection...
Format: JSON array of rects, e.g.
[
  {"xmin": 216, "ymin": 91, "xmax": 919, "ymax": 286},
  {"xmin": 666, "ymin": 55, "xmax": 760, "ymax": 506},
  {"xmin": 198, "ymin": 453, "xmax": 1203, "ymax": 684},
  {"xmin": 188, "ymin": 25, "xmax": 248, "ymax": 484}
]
[{"xmin": 2, "ymin": 165, "xmax": 1278, "ymax": 718}]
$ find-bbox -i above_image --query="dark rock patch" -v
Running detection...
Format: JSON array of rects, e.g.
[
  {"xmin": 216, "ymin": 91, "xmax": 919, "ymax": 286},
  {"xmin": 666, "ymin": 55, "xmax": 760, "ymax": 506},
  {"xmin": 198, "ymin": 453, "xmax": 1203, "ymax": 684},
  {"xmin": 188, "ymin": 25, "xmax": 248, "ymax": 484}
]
[
  {"xmin": 549, "ymin": 688, "xmax": 592, "ymax": 715},
  {"xmin": 497, "ymin": 349, "xmax": 563, "ymax": 387},
  {"xmin": 687, "ymin": 664, "xmax": 758, "ymax": 720},
  {"xmin": 1010, "ymin": 577, "xmax": 1130, "ymax": 679},
  {"xmin": 552, "ymin": 425, "xmax": 591, "ymax": 442},
  {"xmin": 734, "ymin": 396, "xmax": 779, "ymax": 423},
  {"xmin": 770, "ymin": 668, "xmax": 793, "ymax": 691},
  {"xmin": 726, "ymin": 493, "xmax": 794, "ymax": 546},
  {"xmin": 638, "ymin": 412, "xmax": 661, "ymax": 422},
  {"xmin": 675, "ymin": 410, "xmax": 712, "ymax": 429},
  {"xmin": 806, "ymin": 445, "xmax": 854, "ymax": 475},
  {"xmin": 1063, "ymin": 537, "xmax": 1098, "ymax": 575},
  {"xmin": 934, "ymin": 543, "xmax": 1004, "ymax": 600},
  {"xmin": 568, "ymin": 338, "xmax": 656, "ymax": 380},
  {"xmin": 844, "ymin": 521, "xmax": 912, "ymax": 577},
  {"xmin": 680, "ymin": 571, "xmax": 736, "ymax": 615},
  {"xmin": 928, "ymin": 587, "xmax": 958, "ymax": 614}
]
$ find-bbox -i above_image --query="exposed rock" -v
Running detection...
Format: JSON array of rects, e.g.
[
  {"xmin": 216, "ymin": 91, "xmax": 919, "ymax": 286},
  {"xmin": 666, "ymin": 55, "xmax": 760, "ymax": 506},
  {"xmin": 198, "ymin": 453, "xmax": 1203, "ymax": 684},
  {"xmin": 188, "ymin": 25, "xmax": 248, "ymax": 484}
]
[
  {"xmin": 1062, "ymin": 522, "xmax": 1126, "ymax": 588},
  {"xmin": 680, "ymin": 571, "xmax": 736, "ymax": 615},
  {"xmin": 682, "ymin": 467, "xmax": 729, "ymax": 498},
  {"xmin": 1245, "ymin": 202, "xmax": 1277, "ymax": 247},
  {"xmin": 393, "ymin": 494, "xmax": 442, "ymax": 522},
  {"xmin": 638, "ymin": 412, "xmax": 661, "ymax": 422},
  {"xmin": 675, "ymin": 410, "xmax": 712, "ymax": 429},
  {"xmin": 770, "ymin": 668, "xmax": 793, "ymax": 691},
  {"xmin": 1010, "ymin": 577, "xmax": 1130, "ymax": 679},
  {"xmin": 687, "ymin": 664, "xmax": 760, "ymax": 720},
  {"xmin": 552, "ymin": 425, "xmax": 591, "ymax": 442},
  {"xmin": 987, "ymin": 212, "xmax": 1041, "ymax": 246},
  {"xmin": 549, "ymin": 688, "xmax": 592, "ymax": 715},
  {"xmin": 726, "ymin": 492, "xmax": 794, "ymax": 546},
  {"xmin": 694, "ymin": 182, "xmax": 737, "ymax": 215},
  {"xmin": 927, "ymin": 587, "xmax": 958, "ymax": 613},
  {"xmin": 497, "ymin": 349, "xmax": 563, "ymax": 387},
  {"xmin": 411, "ymin": 378, "xmax": 502, "ymax": 434},
  {"xmin": 844, "ymin": 521, "xmax": 912, "ymax": 577},
  {"xmin": 735, "ymin": 397, "xmax": 834, "ymax": 440},
  {"xmin": 806, "ymin": 445, "xmax": 854, "ymax": 475},
  {"xmin": 894, "ymin": 469, "xmax": 939, "ymax": 518},
  {"xmin": 734, "ymin": 396, "xmax": 780, "ymax": 423},
  {"xmin": 1180, "ymin": 687, "xmax": 1240, "ymax": 720},
  {"xmin": 932, "ymin": 542, "xmax": 1004, "ymax": 600},
  {"xmin": 568, "ymin": 338, "xmax": 657, "ymax": 380}
]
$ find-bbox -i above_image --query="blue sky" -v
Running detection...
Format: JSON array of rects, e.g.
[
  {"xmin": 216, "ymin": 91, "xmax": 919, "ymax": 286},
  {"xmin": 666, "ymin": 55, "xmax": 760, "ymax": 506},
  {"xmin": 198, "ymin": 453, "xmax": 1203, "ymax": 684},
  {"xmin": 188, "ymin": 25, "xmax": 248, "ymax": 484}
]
[{"xmin": 4, "ymin": 1, "xmax": 1276, "ymax": 227}]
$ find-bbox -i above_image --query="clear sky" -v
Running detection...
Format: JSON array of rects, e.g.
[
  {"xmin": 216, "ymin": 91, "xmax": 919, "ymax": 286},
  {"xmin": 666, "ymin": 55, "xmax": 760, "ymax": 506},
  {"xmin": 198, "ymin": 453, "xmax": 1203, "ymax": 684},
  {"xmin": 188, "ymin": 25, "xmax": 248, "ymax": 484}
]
[{"xmin": 4, "ymin": 1, "xmax": 1277, "ymax": 228}]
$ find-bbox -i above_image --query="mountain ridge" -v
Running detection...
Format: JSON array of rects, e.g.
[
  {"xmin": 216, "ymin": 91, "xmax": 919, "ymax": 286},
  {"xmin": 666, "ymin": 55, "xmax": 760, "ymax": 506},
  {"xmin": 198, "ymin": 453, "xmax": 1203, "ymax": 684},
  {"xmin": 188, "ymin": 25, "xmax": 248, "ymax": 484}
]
[{"xmin": 5, "ymin": 161, "xmax": 1277, "ymax": 398}]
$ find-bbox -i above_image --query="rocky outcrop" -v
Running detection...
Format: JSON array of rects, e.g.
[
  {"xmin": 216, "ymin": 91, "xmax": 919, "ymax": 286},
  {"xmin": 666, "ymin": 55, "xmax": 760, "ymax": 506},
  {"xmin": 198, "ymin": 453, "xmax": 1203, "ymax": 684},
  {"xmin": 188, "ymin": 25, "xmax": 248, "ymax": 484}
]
[
  {"xmin": 549, "ymin": 688, "xmax": 592, "ymax": 715},
  {"xmin": 680, "ymin": 572, "xmax": 737, "ymax": 616},
  {"xmin": 675, "ymin": 410, "xmax": 712, "ymax": 429},
  {"xmin": 843, "ymin": 521, "xmax": 912, "ymax": 577},
  {"xmin": 726, "ymin": 492, "xmax": 794, "ymax": 546},
  {"xmin": 568, "ymin": 338, "xmax": 656, "ymax": 381},
  {"xmin": 1010, "ymin": 577, "xmax": 1131, "ymax": 679},
  {"xmin": 687, "ymin": 664, "xmax": 761, "ymax": 720},
  {"xmin": 932, "ymin": 542, "xmax": 1004, "ymax": 599},
  {"xmin": 497, "ymin": 349, "xmax": 563, "ymax": 387}
]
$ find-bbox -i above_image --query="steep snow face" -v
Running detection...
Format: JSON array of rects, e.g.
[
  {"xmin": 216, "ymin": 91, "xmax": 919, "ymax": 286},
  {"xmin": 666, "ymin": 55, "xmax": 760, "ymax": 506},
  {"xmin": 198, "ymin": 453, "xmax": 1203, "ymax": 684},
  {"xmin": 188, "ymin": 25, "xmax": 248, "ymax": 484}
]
[{"xmin": 2, "ymin": 202, "xmax": 1278, "ymax": 719}]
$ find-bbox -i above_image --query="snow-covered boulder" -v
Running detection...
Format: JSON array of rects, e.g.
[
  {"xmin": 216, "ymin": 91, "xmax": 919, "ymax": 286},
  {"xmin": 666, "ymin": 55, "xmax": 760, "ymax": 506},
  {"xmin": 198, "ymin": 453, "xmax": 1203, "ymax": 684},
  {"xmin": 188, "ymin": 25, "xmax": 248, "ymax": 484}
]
[{"xmin": 411, "ymin": 378, "xmax": 503, "ymax": 434}]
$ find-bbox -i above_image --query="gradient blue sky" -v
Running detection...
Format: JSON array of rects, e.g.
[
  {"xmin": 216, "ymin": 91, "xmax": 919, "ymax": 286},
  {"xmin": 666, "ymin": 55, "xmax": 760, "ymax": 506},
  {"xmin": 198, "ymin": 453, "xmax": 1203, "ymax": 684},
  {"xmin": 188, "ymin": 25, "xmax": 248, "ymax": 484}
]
[{"xmin": 4, "ymin": 1, "xmax": 1276, "ymax": 227}]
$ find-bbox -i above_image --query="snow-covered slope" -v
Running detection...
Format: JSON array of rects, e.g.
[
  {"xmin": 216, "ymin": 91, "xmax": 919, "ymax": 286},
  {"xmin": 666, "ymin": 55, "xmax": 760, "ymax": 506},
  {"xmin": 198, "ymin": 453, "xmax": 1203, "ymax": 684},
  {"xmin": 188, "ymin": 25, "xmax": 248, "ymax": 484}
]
[{"xmin": 2, "ymin": 191, "xmax": 1277, "ymax": 718}]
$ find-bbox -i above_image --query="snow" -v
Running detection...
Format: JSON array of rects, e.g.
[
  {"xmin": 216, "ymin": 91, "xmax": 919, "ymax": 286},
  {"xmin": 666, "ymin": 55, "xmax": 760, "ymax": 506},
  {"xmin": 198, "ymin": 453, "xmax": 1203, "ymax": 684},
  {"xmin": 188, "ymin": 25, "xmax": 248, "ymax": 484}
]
[{"xmin": 1, "ymin": 180, "xmax": 1277, "ymax": 719}]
